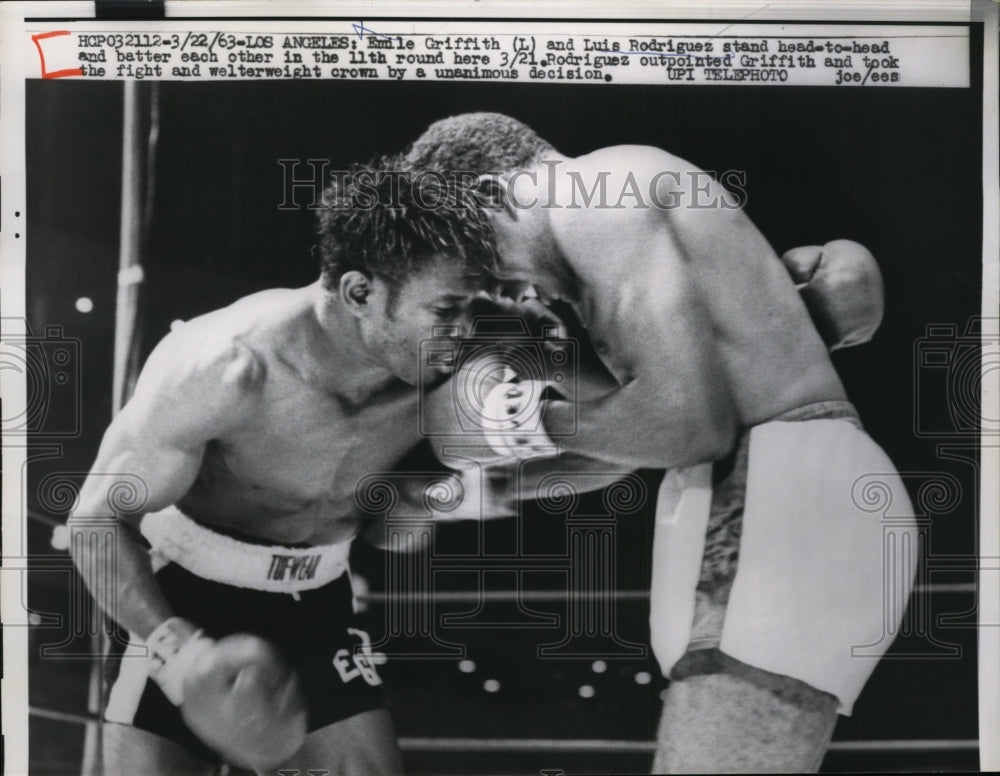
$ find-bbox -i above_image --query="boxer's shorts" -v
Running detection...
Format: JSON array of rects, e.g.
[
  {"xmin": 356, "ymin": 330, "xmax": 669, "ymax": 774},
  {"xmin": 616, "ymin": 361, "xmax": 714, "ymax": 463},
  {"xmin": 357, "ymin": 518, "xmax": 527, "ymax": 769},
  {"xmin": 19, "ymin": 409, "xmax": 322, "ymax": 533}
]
[
  {"xmin": 104, "ymin": 563, "xmax": 386, "ymax": 756},
  {"xmin": 650, "ymin": 400, "xmax": 918, "ymax": 714}
]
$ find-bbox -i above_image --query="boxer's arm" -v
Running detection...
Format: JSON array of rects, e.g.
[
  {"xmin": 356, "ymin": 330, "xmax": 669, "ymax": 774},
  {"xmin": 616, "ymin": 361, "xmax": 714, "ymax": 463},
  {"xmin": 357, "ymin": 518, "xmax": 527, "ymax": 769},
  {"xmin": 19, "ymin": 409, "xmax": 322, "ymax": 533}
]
[
  {"xmin": 501, "ymin": 452, "xmax": 637, "ymax": 502},
  {"xmin": 544, "ymin": 237, "xmax": 879, "ymax": 468},
  {"xmin": 434, "ymin": 453, "xmax": 633, "ymax": 516},
  {"xmin": 360, "ymin": 453, "xmax": 630, "ymax": 539},
  {"xmin": 544, "ymin": 275, "xmax": 736, "ymax": 470},
  {"xmin": 69, "ymin": 330, "xmax": 263, "ymax": 639},
  {"xmin": 545, "ymin": 379, "xmax": 733, "ymax": 470}
]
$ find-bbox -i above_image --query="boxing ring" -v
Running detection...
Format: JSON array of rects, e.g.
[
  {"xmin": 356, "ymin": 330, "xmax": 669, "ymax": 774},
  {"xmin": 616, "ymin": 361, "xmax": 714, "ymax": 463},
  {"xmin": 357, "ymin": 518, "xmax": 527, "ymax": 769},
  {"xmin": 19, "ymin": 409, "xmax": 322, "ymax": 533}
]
[
  {"xmin": 21, "ymin": 564, "xmax": 982, "ymax": 772},
  {"xmin": 21, "ymin": 81, "xmax": 983, "ymax": 775},
  {"xmin": 25, "ymin": 497, "xmax": 982, "ymax": 773}
]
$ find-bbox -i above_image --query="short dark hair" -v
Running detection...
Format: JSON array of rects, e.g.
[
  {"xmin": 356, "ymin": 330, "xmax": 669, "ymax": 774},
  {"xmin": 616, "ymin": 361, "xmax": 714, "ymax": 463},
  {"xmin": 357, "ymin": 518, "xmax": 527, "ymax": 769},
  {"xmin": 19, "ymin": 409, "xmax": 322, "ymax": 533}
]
[
  {"xmin": 316, "ymin": 156, "xmax": 498, "ymax": 293},
  {"xmin": 404, "ymin": 112, "xmax": 555, "ymax": 174}
]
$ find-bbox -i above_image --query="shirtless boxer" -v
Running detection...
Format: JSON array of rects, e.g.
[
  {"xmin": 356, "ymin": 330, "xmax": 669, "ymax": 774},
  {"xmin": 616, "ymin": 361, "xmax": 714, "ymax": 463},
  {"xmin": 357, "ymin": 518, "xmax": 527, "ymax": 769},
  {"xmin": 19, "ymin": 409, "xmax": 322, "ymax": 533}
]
[
  {"xmin": 68, "ymin": 171, "xmax": 498, "ymax": 775},
  {"xmin": 406, "ymin": 113, "xmax": 915, "ymax": 773}
]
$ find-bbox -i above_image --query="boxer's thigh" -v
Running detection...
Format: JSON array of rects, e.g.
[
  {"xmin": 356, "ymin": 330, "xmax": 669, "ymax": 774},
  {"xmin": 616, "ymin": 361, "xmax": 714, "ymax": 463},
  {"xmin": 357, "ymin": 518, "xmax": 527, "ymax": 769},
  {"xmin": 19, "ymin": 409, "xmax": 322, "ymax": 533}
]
[
  {"xmin": 652, "ymin": 653, "xmax": 838, "ymax": 774},
  {"xmin": 260, "ymin": 708, "xmax": 402, "ymax": 776},
  {"xmin": 102, "ymin": 721, "xmax": 217, "ymax": 776}
]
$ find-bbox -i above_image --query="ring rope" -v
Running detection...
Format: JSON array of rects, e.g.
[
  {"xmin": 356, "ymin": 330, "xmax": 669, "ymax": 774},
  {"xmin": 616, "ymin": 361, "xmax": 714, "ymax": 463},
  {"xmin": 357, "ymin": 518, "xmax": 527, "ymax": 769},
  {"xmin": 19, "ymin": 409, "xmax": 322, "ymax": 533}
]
[{"xmin": 26, "ymin": 707, "xmax": 978, "ymax": 755}]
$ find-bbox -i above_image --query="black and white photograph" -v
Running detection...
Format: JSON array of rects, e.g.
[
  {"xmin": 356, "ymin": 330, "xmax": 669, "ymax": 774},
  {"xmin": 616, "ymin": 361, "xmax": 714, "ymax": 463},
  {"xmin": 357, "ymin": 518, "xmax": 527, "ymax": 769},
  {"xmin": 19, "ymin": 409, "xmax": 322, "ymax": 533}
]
[{"xmin": 1, "ymin": 2, "xmax": 997, "ymax": 774}]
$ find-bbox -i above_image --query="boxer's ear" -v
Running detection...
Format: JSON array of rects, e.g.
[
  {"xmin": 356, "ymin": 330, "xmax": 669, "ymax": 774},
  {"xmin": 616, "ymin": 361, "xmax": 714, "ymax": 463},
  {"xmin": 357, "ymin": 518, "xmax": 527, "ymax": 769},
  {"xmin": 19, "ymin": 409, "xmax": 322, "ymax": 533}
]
[
  {"xmin": 474, "ymin": 174, "xmax": 518, "ymax": 221},
  {"xmin": 340, "ymin": 271, "xmax": 372, "ymax": 316}
]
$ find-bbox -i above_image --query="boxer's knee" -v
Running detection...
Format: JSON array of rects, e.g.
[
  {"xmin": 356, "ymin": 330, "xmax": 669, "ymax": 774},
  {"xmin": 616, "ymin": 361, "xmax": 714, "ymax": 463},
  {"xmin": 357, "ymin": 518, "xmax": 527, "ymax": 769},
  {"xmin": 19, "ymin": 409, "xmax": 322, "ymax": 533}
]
[{"xmin": 653, "ymin": 650, "xmax": 837, "ymax": 774}]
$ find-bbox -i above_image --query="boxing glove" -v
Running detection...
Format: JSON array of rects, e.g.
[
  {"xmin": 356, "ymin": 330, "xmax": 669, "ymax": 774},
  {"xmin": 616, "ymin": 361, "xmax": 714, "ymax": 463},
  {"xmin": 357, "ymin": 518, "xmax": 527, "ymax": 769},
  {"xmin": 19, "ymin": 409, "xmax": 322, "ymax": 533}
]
[
  {"xmin": 182, "ymin": 633, "xmax": 307, "ymax": 769},
  {"xmin": 472, "ymin": 292, "xmax": 619, "ymax": 401},
  {"xmin": 782, "ymin": 239, "xmax": 884, "ymax": 350},
  {"xmin": 421, "ymin": 293, "xmax": 616, "ymax": 465},
  {"xmin": 147, "ymin": 620, "xmax": 307, "ymax": 769},
  {"xmin": 480, "ymin": 379, "xmax": 558, "ymax": 459}
]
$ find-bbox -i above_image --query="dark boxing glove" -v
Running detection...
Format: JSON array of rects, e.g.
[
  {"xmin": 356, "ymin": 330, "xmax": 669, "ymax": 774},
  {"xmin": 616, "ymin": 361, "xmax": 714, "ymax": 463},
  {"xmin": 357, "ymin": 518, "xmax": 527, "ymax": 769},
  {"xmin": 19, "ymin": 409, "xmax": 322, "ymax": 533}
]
[
  {"xmin": 782, "ymin": 239, "xmax": 884, "ymax": 350},
  {"xmin": 147, "ymin": 619, "xmax": 307, "ymax": 770}
]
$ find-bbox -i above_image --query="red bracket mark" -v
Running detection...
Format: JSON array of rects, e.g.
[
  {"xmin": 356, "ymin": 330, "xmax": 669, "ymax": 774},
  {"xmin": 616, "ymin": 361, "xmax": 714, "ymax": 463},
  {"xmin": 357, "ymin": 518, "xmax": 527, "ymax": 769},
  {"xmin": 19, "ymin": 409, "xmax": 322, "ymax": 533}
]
[{"xmin": 31, "ymin": 31, "xmax": 83, "ymax": 79}]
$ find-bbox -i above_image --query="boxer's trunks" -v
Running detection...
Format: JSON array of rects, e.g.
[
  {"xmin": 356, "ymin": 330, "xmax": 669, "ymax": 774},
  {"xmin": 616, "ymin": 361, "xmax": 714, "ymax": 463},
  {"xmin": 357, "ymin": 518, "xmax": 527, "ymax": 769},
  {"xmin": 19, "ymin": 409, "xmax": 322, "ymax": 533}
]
[
  {"xmin": 650, "ymin": 400, "xmax": 917, "ymax": 714},
  {"xmin": 104, "ymin": 507, "xmax": 386, "ymax": 757}
]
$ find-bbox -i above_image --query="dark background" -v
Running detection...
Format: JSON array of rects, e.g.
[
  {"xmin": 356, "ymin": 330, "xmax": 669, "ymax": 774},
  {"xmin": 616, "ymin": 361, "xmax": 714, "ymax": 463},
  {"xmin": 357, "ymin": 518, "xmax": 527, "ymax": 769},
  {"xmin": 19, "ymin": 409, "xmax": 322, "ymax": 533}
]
[{"xmin": 24, "ymin": 67, "xmax": 983, "ymax": 774}]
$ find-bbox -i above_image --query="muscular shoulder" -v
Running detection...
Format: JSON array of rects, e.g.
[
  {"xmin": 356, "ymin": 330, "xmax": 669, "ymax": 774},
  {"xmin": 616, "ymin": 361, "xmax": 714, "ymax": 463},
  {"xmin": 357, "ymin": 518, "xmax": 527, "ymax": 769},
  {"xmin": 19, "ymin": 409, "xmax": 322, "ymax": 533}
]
[
  {"xmin": 561, "ymin": 145, "xmax": 699, "ymax": 200},
  {"xmin": 546, "ymin": 146, "xmax": 692, "ymax": 278},
  {"xmin": 123, "ymin": 289, "xmax": 310, "ymax": 442},
  {"xmin": 122, "ymin": 327, "xmax": 262, "ymax": 444},
  {"xmin": 163, "ymin": 287, "xmax": 315, "ymax": 379},
  {"xmin": 184, "ymin": 287, "xmax": 308, "ymax": 347},
  {"xmin": 140, "ymin": 324, "xmax": 265, "ymax": 396},
  {"xmin": 553, "ymin": 144, "xmax": 718, "ymax": 218},
  {"xmin": 571, "ymin": 144, "xmax": 691, "ymax": 175}
]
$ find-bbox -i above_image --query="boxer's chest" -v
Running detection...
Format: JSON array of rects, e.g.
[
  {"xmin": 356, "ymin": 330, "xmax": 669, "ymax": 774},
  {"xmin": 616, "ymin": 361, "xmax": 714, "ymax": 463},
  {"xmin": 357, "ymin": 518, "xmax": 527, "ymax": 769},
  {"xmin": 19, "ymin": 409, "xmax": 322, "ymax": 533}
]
[{"xmin": 211, "ymin": 377, "xmax": 423, "ymax": 504}]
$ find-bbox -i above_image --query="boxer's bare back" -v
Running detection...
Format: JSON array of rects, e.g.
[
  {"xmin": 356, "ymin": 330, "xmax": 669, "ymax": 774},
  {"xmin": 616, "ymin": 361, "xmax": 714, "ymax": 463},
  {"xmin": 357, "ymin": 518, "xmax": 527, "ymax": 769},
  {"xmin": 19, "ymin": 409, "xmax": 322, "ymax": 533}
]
[{"xmin": 497, "ymin": 146, "xmax": 846, "ymax": 468}]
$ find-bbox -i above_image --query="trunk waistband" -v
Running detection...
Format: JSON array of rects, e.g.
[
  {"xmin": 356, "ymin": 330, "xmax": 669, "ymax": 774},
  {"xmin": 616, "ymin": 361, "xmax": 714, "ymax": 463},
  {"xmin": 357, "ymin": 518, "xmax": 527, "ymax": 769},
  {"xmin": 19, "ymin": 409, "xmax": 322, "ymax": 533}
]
[
  {"xmin": 764, "ymin": 399, "xmax": 861, "ymax": 428},
  {"xmin": 140, "ymin": 507, "xmax": 351, "ymax": 593}
]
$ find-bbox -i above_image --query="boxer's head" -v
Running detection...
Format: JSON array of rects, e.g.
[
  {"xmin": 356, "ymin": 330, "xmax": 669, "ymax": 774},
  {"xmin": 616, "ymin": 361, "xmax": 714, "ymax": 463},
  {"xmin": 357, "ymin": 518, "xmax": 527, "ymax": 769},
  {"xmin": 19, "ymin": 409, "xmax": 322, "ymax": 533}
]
[
  {"xmin": 405, "ymin": 112, "xmax": 555, "ymax": 174},
  {"xmin": 317, "ymin": 158, "xmax": 497, "ymax": 384},
  {"xmin": 405, "ymin": 114, "xmax": 571, "ymax": 300}
]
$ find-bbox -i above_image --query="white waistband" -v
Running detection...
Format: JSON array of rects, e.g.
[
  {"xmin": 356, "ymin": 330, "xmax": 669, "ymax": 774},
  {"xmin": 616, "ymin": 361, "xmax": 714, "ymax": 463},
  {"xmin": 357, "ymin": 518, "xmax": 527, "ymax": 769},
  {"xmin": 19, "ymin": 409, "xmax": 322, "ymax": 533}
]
[{"xmin": 140, "ymin": 507, "xmax": 351, "ymax": 593}]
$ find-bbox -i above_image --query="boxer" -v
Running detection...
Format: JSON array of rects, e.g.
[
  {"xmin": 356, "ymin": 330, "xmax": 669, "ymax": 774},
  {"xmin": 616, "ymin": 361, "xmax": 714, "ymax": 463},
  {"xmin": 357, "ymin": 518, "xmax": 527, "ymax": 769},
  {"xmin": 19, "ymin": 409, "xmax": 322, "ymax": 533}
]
[
  {"xmin": 405, "ymin": 113, "xmax": 916, "ymax": 773},
  {"xmin": 69, "ymin": 171, "xmax": 497, "ymax": 775}
]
